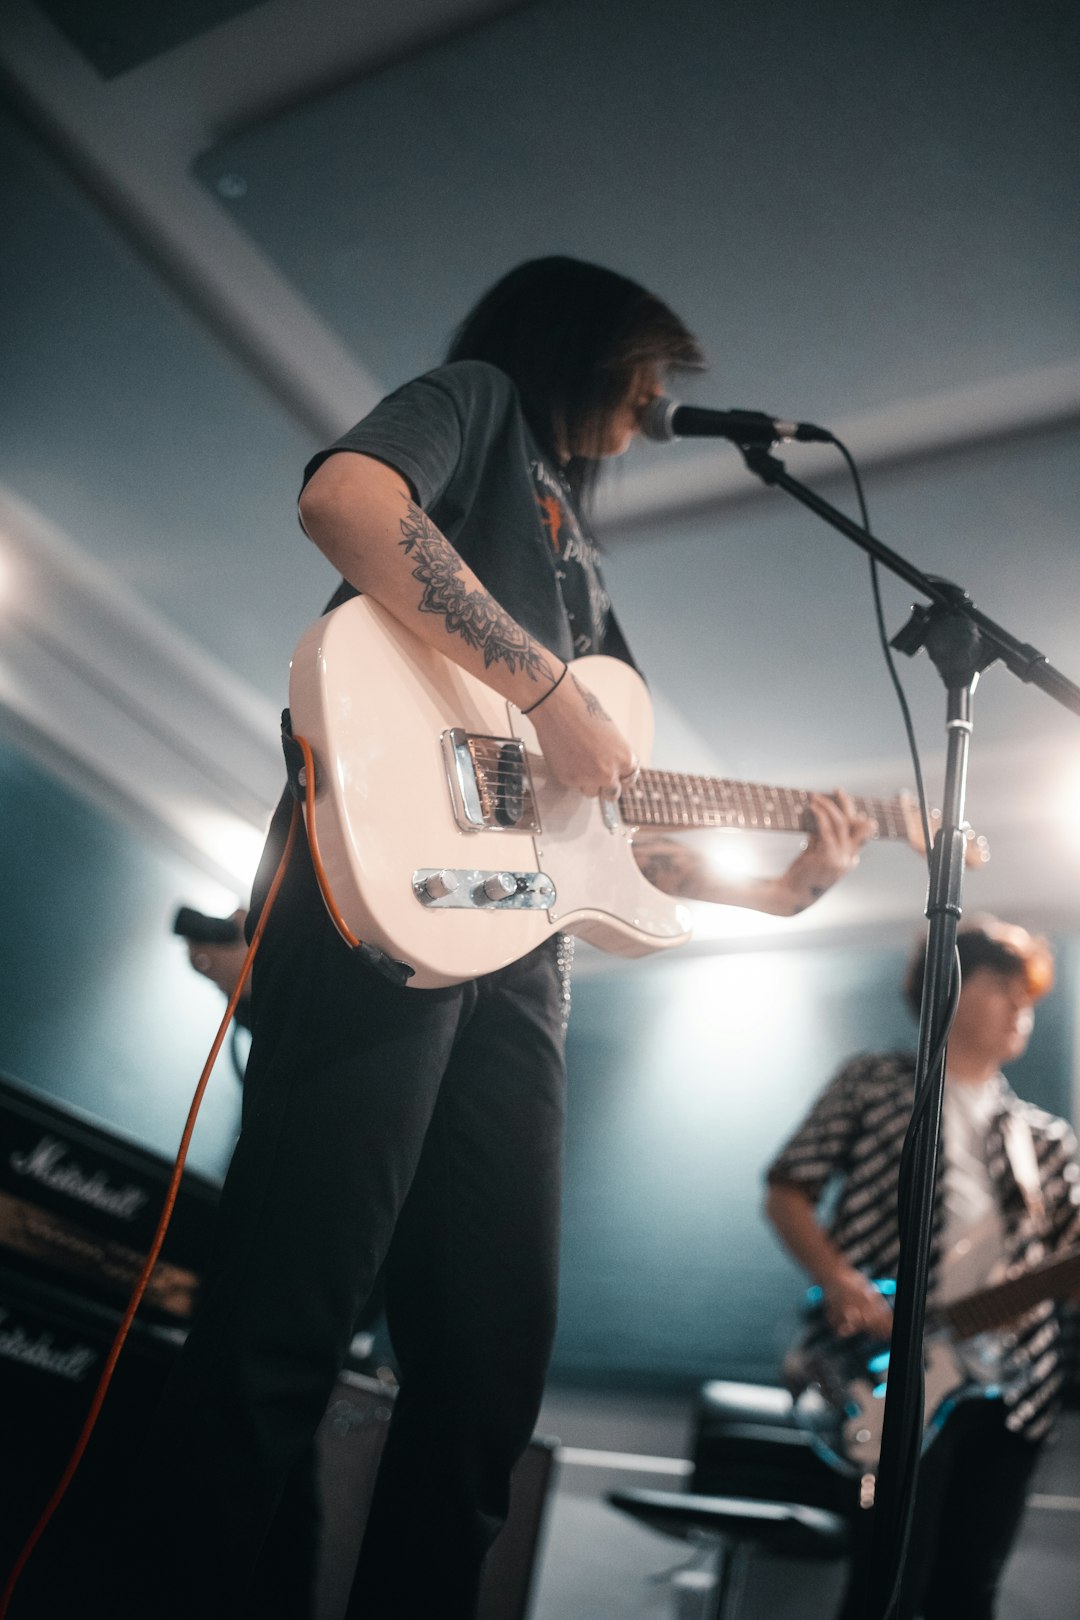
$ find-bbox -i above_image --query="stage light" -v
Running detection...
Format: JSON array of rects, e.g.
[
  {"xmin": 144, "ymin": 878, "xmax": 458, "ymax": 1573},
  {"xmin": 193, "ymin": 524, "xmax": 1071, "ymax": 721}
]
[
  {"xmin": 0, "ymin": 544, "xmax": 22, "ymax": 606},
  {"xmin": 706, "ymin": 830, "xmax": 756, "ymax": 878},
  {"xmin": 1060, "ymin": 761, "xmax": 1080, "ymax": 831},
  {"xmin": 179, "ymin": 807, "xmax": 265, "ymax": 890}
]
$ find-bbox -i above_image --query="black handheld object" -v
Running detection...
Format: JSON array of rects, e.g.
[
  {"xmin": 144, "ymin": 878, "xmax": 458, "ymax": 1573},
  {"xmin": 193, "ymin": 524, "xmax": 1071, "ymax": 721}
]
[{"xmin": 172, "ymin": 906, "xmax": 241, "ymax": 945}]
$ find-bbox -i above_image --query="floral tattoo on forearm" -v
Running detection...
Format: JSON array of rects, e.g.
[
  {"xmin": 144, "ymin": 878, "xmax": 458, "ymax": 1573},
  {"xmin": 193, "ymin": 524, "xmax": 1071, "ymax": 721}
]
[{"xmin": 399, "ymin": 502, "xmax": 555, "ymax": 684}]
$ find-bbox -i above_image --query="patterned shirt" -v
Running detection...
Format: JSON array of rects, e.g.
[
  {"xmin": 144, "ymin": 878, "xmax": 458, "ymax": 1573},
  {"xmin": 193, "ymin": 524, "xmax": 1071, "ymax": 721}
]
[{"xmin": 767, "ymin": 1051, "xmax": 1080, "ymax": 1441}]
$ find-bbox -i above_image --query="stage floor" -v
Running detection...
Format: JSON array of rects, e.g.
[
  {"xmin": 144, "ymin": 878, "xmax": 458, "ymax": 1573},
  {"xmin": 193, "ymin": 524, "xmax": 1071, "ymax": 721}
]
[{"xmin": 532, "ymin": 1388, "xmax": 1080, "ymax": 1620}]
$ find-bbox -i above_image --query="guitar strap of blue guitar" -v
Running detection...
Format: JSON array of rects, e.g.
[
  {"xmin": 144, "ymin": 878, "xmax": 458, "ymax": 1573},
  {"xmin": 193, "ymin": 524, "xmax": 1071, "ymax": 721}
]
[{"xmin": 1000, "ymin": 1111, "xmax": 1049, "ymax": 1237}]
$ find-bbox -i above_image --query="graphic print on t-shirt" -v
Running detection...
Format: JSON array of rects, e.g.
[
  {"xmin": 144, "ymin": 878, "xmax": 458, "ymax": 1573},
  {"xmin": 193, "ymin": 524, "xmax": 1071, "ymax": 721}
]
[{"xmin": 530, "ymin": 459, "xmax": 611, "ymax": 656}]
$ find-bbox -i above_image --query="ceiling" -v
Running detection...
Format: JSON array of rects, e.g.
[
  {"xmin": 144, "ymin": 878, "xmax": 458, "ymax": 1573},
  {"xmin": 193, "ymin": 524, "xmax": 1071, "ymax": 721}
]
[{"xmin": 1, "ymin": 0, "xmax": 1079, "ymax": 951}]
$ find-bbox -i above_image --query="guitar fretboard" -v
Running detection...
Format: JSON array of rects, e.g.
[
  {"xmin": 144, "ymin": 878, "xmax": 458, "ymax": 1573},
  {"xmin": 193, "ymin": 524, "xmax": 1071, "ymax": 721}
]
[
  {"xmin": 618, "ymin": 770, "xmax": 911, "ymax": 840},
  {"xmin": 931, "ymin": 1249, "xmax": 1080, "ymax": 1341}
]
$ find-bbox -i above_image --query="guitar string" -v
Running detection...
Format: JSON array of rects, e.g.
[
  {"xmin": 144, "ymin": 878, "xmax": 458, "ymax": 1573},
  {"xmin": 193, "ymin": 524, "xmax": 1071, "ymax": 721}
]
[
  {"xmin": 462, "ymin": 744, "xmax": 912, "ymax": 836},
  {"xmin": 465, "ymin": 754, "xmax": 906, "ymax": 821},
  {"xmin": 470, "ymin": 756, "xmax": 905, "ymax": 808},
  {"xmin": 465, "ymin": 776, "xmax": 905, "ymax": 834}
]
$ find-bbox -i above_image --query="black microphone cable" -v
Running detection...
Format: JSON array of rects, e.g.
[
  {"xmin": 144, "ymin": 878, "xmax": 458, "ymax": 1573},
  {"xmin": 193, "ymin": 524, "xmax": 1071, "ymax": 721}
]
[{"xmin": 825, "ymin": 430, "xmax": 964, "ymax": 1620}]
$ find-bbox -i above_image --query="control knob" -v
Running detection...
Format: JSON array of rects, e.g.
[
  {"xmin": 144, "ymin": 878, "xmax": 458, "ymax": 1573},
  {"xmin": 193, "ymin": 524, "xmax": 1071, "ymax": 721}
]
[
  {"xmin": 422, "ymin": 870, "xmax": 458, "ymax": 900},
  {"xmin": 480, "ymin": 872, "xmax": 518, "ymax": 902}
]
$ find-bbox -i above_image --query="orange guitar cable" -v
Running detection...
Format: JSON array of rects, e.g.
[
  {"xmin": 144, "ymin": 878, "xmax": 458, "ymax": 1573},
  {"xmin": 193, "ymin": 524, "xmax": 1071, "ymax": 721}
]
[
  {"xmin": 0, "ymin": 753, "xmax": 364, "ymax": 1618},
  {"xmin": 294, "ymin": 732, "xmax": 361, "ymax": 949}
]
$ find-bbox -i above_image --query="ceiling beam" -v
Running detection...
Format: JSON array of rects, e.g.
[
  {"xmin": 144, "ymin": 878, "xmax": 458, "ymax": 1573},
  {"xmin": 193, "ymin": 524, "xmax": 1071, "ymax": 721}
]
[
  {"xmin": 0, "ymin": 0, "xmax": 534, "ymax": 439},
  {"xmin": 0, "ymin": 485, "xmax": 281, "ymax": 891},
  {"xmin": 596, "ymin": 360, "xmax": 1080, "ymax": 536}
]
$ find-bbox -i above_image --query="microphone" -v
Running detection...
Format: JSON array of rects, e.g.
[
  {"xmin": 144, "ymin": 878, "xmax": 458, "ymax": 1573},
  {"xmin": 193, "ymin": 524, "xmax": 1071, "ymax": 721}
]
[{"xmin": 641, "ymin": 395, "xmax": 832, "ymax": 447}]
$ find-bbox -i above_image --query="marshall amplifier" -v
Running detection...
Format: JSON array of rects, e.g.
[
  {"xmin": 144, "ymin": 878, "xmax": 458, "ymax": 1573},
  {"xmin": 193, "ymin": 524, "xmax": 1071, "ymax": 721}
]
[
  {"xmin": 0, "ymin": 1077, "xmax": 556, "ymax": 1618},
  {"xmin": 0, "ymin": 1072, "xmax": 220, "ymax": 1326},
  {"xmin": 0, "ymin": 1263, "xmax": 182, "ymax": 1612},
  {"xmin": 3, "ymin": 1306, "xmax": 557, "ymax": 1620}
]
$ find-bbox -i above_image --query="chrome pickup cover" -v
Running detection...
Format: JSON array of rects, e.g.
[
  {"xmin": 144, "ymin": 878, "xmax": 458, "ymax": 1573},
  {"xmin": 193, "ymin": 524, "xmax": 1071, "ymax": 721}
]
[{"xmin": 442, "ymin": 728, "xmax": 541, "ymax": 834}]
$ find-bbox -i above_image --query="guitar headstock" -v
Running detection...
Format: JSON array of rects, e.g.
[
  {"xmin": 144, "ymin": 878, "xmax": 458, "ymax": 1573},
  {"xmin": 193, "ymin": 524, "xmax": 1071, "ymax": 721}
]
[{"xmin": 898, "ymin": 795, "xmax": 990, "ymax": 869}]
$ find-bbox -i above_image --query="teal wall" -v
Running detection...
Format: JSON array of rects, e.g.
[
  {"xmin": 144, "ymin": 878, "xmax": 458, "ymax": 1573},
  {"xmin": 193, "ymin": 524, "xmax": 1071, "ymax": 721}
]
[
  {"xmin": 553, "ymin": 937, "xmax": 1077, "ymax": 1390},
  {"xmin": 3, "ymin": 731, "xmax": 1076, "ymax": 1389},
  {"xmin": 0, "ymin": 736, "xmax": 243, "ymax": 1180}
]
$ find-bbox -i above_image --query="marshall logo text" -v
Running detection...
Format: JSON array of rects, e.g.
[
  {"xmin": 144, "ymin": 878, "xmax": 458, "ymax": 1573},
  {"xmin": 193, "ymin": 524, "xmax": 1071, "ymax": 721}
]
[
  {"xmin": 0, "ymin": 1308, "xmax": 97, "ymax": 1381},
  {"xmin": 9, "ymin": 1136, "xmax": 148, "ymax": 1222}
]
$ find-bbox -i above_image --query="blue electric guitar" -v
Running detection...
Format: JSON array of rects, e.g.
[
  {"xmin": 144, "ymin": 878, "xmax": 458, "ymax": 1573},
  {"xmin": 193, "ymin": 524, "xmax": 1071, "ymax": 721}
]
[{"xmin": 788, "ymin": 1245, "xmax": 1080, "ymax": 1474}]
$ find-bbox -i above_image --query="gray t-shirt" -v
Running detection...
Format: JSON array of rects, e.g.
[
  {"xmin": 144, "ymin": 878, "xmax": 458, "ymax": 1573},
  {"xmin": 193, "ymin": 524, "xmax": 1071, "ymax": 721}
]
[{"xmin": 303, "ymin": 358, "xmax": 635, "ymax": 666}]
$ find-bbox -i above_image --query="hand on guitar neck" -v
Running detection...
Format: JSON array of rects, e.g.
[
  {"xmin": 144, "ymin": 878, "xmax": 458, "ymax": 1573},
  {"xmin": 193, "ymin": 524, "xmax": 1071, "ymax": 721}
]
[{"xmin": 632, "ymin": 790, "xmax": 872, "ymax": 916}]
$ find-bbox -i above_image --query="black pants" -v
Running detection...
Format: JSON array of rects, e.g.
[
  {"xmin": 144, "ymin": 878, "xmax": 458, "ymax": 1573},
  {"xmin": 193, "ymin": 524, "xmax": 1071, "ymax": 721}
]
[
  {"xmin": 840, "ymin": 1398, "xmax": 1043, "ymax": 1620},
  {"xmin": 114, "ymin": 843, "xmax": 568, "ymax": 1619}
]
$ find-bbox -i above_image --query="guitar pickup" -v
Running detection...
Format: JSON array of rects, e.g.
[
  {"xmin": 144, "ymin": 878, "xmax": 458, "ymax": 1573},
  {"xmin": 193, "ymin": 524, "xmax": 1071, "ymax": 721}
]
[{"xmin": 442, "ymin": 729, "xmax": 542, "ymax": 834}]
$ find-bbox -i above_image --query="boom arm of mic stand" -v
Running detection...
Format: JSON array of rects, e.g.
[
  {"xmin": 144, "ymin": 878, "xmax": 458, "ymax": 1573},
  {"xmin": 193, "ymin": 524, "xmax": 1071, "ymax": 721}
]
[
  {"xmin": 737, "ymin": 441, "xmax": 1080, "ymax": 1620},
  {"xmin": 739, "ymin": 445, "xmax": 1080, "ymax": 718}
]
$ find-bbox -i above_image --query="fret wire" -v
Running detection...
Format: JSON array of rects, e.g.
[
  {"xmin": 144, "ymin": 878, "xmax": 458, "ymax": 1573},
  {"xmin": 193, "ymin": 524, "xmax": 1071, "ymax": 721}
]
[{"xmin": 618, "ymin": 771, "xmax": 916, "ymax": 841}]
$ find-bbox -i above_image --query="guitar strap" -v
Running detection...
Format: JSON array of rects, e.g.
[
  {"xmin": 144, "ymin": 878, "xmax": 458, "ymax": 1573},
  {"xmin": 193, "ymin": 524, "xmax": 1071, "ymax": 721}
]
[{"xmin": 1000, "ymin": 1109, "xmax": 1049, "ymax": 1236}]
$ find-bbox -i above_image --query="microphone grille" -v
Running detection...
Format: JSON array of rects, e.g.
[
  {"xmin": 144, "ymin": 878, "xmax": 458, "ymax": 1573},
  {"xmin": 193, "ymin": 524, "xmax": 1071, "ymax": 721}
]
[{"xmin": 639, "ymin": 396, "xmax": 680, "ymax": 443}]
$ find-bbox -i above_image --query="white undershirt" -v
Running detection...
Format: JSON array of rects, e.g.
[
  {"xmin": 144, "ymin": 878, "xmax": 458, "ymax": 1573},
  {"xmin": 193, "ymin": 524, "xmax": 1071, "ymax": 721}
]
[
  {"xmin": 937, "ymin": 1073, "xmax": 1007, "ymax": 1302},
  {"xmin": 936, "ymin": 1073, "xmax": 1009, "ymax": 1382}
]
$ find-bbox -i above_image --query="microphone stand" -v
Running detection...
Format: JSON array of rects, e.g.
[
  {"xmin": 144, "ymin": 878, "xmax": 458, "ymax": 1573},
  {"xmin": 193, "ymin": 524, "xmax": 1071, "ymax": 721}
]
[{"xmin": 736, "ymin": 440, "xmax": 1080, "ymax": 1620}]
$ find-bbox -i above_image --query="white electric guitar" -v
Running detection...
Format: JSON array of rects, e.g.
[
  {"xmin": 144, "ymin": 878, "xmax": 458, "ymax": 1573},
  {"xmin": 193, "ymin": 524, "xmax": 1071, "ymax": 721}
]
[{"xmin": 289, "ymin": 596, "xmax": 983, "ymax": 988}]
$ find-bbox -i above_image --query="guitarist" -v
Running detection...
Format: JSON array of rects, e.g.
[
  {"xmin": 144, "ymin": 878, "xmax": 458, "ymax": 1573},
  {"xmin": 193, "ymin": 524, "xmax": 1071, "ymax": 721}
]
[
  {"xmin": 765, "ymin": 917, "xmax": 1080, "ymax": 1620},
  {"xmin": 102, "ymin": 258, "xmax": 868, "ymax": 1620}
]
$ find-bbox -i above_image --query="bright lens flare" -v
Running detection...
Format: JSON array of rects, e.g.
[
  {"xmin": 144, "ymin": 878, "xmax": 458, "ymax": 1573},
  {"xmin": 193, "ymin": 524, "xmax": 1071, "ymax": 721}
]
[
  {"xmin": 1062, "ymin": 763, "xmax": 1080, "ymax": 831},
  {"xmin": 179, "ymin": 808, "xmax": 265, "ymax": 888},
  {"xmin": 0, "ymin": 547, "xmax": 17, "ymax": 603},
  {"xmin": 705, "ymin": 831, "xmax": 757, "ymax": 878}
]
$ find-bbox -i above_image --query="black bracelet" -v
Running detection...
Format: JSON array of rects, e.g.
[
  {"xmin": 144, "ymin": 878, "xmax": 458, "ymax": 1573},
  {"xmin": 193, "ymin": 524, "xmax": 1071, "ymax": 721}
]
[{"xmin": 521, "ymin": 662, "xmax": 568, "ymax": 715}]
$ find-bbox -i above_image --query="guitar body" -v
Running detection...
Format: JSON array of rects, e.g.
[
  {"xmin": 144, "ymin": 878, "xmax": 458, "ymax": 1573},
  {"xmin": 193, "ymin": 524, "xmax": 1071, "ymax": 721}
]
[
  {"xmin": 289, "ymin": 596, "xmax": 692, "ymax": 988},
  {"xmin": 793, "ymin": 1332, "xmax": 973, "ymax": 1476},
  {"xmin": 790, "ymin": 1246, "xmax": 1080, "ymax": 1474}
]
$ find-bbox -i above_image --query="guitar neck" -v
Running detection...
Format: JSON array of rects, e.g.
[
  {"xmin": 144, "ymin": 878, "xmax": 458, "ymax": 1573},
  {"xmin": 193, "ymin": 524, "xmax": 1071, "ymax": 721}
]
[
  {"xmin": 934, "ymin": 1249, "xmax": 1080, "ymax": 1341},
  {"xmin": 619, "ymin": 770, "xmax": 910, "ymax": 840}
]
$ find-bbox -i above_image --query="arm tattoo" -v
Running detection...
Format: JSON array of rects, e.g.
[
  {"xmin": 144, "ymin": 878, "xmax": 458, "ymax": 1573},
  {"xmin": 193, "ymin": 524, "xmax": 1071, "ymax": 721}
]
[
  {"xmin": 571, "ymin": 673, "xmax": 611, "ymax": 721},
  {"xmin": 635, "ymin": 836, "xmax": 688, "ymax": 890},
  {"xmin": 639, "ymin": 851, "xmax": 682, "ymax": 886},
  {"xmin": 399, "ymin": 502, "xmax": 555, "ymax": 684}
]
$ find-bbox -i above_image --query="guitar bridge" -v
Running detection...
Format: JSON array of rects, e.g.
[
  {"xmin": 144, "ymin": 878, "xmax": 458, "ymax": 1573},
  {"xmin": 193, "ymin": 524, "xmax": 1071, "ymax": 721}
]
[{"xmin": 442, "ymin": 728, "xmax": 541, "ymax": 834}]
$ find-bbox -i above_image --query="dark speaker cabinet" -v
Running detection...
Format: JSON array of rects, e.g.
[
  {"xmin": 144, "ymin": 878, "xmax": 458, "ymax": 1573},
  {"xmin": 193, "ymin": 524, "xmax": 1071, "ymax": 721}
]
[
  {"xmin": 2, "ymin": 1281, "xmax": 555, "ymax": 1618},
  {"xmin": 0, "ymin": 1075, "xmax": 557, "ymax": 1616}
]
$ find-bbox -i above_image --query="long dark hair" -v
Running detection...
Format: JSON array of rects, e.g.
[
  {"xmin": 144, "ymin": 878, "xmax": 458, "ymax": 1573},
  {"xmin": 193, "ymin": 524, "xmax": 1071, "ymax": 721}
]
[{"xmin": 446, "ymin": 256, "xmax": 704, "ymax": 504}]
